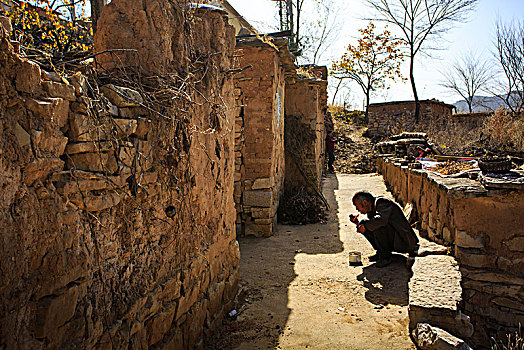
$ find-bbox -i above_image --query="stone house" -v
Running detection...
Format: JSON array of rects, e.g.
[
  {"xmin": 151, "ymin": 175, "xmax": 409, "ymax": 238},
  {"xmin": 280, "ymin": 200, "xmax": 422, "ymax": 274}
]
[{"xmin": 367, "ymin": 99, "xmax": 456, "ymax": 137}]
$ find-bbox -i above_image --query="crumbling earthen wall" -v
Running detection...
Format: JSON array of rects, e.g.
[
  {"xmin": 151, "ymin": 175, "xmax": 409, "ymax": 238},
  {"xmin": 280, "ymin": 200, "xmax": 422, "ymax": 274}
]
[
  {"xmin": 233, "ymin": 43, "xmax": 286, "ymax": 237},
  {"xmin": 368, "ymin": 100, "xmax": 455, "ymax": 137},
  {"xmin": 0, "ymin": 3, "xmax": 239, "ymax": 348},
  {"xmin": 284, "ymin": 78, "xmax": 327, "ymax": 188},
  {"xmin": 377, "ymin": 158, "xmax": 524, "ymax": 347}
]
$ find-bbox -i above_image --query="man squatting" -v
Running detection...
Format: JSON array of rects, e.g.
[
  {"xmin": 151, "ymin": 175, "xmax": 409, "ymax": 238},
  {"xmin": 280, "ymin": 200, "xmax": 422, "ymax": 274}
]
[{"xmin": 351, "ymin": 191, "xmax": 419, "ymax": 267}]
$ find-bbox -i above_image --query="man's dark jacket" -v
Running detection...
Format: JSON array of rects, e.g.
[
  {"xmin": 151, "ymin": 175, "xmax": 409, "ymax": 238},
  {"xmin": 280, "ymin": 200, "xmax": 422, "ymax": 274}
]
[{"xmin": 360, "ymin": 196, "xmax": 419, "ymax": 252}]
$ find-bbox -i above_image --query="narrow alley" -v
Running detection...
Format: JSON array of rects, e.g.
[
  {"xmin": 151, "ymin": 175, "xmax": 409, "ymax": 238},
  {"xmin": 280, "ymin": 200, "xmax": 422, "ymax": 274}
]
[{"xmin": 207, "ymin": 173, "xmax": 416, "ymax": 349}]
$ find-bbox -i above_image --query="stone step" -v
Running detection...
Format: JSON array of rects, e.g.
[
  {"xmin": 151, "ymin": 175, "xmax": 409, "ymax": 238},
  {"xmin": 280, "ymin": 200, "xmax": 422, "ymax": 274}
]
[{"xmin": 408, "ymin": 252, "xmax": 474, "ymax": 341}]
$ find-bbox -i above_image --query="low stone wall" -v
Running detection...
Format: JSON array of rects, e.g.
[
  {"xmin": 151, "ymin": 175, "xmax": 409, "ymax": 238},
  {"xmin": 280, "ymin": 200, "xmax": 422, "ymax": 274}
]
[
  {"xmin": 0, "ymin": 3, "xmax": 239, "ymax": 348},
  {"xmin": 377, "ymin": 157, "xmax": 524, "ymax": 347}
]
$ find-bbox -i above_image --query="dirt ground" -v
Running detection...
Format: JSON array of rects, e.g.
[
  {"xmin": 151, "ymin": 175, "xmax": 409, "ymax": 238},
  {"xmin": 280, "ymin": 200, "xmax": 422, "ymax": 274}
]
[{"xmin": 205, "ymin": 173, "xmax": 416, "ymax": 349}]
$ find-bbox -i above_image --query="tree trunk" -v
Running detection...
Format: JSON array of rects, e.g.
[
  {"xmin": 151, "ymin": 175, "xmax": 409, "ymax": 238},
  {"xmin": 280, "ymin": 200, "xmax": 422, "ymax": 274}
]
[
  {"xmin": 409, "ymin": 52, "xmax": 420, "ymax": 122},
  {"xmin": 332, "ymin": 78, "xmax": 344, "ymax": 105},
  {"xmin": 364, "ymin": 89, "xmax": 370, "ymax": 122}
]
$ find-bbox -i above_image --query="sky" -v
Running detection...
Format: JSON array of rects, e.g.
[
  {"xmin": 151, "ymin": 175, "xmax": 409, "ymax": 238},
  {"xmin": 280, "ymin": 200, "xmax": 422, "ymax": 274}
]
[{"xmin": 227, "ymin": 0, "xmax": 524, "ymax": 108}]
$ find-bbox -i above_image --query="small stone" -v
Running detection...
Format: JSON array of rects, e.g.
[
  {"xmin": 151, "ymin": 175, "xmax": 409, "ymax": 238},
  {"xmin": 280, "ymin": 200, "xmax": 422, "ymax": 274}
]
[
  {"xmin": 13, "ymin": 122, "xmax": 31, "ymax": 147},
  {"xmin": 100, "ymin": 84, "xmax": 143, "ymax": 107},
  {"xmin": 413, "ymin": 323, "xmax": 472, "ymax": 350},
  {"xmin": 23, "ymin": 158, "xmax": 64, "ymax": 186}
]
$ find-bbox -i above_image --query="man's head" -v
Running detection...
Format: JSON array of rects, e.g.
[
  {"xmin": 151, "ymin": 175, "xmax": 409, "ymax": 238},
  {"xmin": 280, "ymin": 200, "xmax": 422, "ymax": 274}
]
[{"xmin": 352, "ymin": 191, "xmax": 375, "ymax": 214}]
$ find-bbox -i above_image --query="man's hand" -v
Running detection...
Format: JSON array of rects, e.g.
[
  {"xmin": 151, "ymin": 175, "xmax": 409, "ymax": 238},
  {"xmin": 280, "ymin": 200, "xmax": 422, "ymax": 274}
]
[{"xmin": 357, "ymin": 224, "xmax": 366, "ymax": 234}]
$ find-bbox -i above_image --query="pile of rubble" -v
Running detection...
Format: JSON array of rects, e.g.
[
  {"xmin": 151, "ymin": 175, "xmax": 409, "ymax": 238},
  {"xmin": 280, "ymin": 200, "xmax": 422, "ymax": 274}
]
[{"xmin": 332, "ymin": 115, "xmax": 377, "ymax": 174}]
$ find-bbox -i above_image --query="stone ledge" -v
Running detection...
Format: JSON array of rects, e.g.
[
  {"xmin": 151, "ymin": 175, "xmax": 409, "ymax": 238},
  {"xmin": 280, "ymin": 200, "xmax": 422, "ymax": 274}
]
[{"xmin": 409, "ymin": 254, "xmax": 474, "ymax": 340}]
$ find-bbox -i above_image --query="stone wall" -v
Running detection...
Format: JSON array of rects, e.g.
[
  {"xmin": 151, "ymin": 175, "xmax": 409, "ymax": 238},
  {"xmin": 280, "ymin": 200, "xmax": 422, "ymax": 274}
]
[
  {"xmin": 368, "ymin": 100, "xmax": 455, "ymax": 137},
  {"xmin": 233, "ymin": 40, "xmax": 287, "ymax": 237},
  {"xmin": 284, "ymin": 78, "xmax": 327, "ymax": 188},
  {"xmin": 0, "ymin": 3, "xmax": 239, "ymax": 348},
  {"xmin": 377, "ymin": 158, "xmax": 524, "ymax": 347}
]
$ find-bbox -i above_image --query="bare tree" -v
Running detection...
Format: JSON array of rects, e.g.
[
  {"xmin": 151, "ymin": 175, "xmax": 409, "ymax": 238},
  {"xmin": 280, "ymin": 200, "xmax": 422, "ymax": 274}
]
[
  {"xmin": 366, "ymin": 0, "xmax": 478, "ymax": 120},
  {"xmin": 492, "ymin": 19, "xmax": 524, "ymax": 114},
  {"xmin": 441, "ymin": 53, "xmax": 492, "ymax": 113},
  {"xmin": 330, "ymin": 75, "xmax": 351, "ymax": 105},
  {"xmin": 300, "ymin": 0, "xmax": 342, "ymax": 64}
]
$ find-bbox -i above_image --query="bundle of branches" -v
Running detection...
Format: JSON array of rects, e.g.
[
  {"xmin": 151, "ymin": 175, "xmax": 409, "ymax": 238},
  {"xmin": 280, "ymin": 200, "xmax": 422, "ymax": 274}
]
[
  {"xmin": 280, "ymin": 114, "xmax": 328, "ymax": 224},
  {"xmin": 277, "ymin": 185, "xmax": 327, "ymax": 225}
]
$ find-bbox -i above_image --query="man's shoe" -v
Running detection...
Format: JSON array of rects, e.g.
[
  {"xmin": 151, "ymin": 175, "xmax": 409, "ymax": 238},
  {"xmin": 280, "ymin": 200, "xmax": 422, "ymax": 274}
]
[
  {"xmin": 375, "ymin": 257, "xmax": 392, "ymax": 268},
  {"xmin": 368, "ymin": 253, "xmax": 380, "ymax": 262}
]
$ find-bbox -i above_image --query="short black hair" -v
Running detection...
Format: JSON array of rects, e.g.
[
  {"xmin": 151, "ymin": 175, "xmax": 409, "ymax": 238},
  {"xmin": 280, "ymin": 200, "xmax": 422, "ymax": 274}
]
[{"xmin": 352, "ymin": 191, "xmax": 375, "ymax": 205}]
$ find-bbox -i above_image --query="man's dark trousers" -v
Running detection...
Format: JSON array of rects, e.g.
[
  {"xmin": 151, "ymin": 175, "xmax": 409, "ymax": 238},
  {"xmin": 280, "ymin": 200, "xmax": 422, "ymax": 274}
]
[{"xmin": 362, "ymin": 224, "xmax": 408, "ymax": 259}]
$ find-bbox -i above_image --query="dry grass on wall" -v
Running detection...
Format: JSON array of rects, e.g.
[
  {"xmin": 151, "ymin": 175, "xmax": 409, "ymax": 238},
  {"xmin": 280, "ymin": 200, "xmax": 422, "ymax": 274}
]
[{"xmin": 483, "ymin": 110, "xmax": 524, "ymax": 152}]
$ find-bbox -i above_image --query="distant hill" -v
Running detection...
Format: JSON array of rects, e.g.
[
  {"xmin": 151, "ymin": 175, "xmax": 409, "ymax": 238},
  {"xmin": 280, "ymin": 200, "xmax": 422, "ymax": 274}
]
[{"xmin": 452, "ymin": 95, "xmax": 504, "ymax": 113}]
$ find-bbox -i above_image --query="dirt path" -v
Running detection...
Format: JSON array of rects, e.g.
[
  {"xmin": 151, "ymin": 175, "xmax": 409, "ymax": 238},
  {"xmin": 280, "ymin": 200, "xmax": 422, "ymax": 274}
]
[{"xmin": 206, "ymin": 174, "xmax": 416, "ymax": 349}]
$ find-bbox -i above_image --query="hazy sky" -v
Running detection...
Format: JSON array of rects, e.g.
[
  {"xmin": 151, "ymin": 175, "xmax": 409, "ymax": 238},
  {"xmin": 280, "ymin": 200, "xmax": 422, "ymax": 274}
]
[{"xmin": 227, "ymin": 0, "xmax": 524, "ymax": 107}]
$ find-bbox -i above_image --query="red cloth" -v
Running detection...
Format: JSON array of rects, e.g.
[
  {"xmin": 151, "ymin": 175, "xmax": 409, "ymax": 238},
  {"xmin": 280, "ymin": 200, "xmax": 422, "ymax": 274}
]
[{"xmin": 326, "ymin": 136, "xmax": 337, "ymax": 151}]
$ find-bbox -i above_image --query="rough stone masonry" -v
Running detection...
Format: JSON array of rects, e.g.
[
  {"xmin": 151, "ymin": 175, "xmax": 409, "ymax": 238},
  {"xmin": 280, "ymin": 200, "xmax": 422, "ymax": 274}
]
[{"xmin": 0, "ymin": 1, "xmax": 240, "ymax": 348}]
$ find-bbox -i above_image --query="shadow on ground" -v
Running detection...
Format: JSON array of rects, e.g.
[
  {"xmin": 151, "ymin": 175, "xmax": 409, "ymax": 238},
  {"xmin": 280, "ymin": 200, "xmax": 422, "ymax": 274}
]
[
  {"xmin": 356, "ymin": 254, "xmax": 412, "ymax": 306},
  {"xmin": 204, "ymin": 174, "xmax": 342, "ymax": 349}
]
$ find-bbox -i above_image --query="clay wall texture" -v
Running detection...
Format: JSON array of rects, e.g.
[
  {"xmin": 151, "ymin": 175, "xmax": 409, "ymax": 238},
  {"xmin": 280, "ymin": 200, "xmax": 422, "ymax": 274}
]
[
  {"xmin": 377, "ymin": 158, "xmax": 524, "ymax": 347},
  {"xmin": 233, "ymin": 43, "xmax": 286, "ymax": 237},
  {"xmin": 368, "ymin": 100, "xmax": 455, "ymax": 137},
  {"xmin": 284, "ymin": 78, "xmax": 327, "ymax": 188},
  {"xmin": 0, "ymin": 3, "xmax": 239, "ymax": 349}
]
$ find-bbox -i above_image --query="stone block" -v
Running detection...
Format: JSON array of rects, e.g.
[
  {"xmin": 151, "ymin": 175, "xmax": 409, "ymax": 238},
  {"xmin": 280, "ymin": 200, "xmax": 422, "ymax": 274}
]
[
  {"xmin": 14, "ymin": 122, "xmax": 31, "ymax": 147},
  {"xmin": 65, "ymin": 141, "xmax": 114, "ymax": 155},
  {"xmin": 65, "ymin": 152, "xmax": 118, "ymax": 174},
  {"xmin": 135, "ymin": 117, "xmax": 151, "ymax": 139},
  {"xmin": 243, "ymin": 190, "xmax": 273, "ymax": 207},
  {"xmin": 491, "ymin": 297, "xmax": 523, "ymax": 311},
  {"xmin": 251, "ymin": 177, "xmax": 274, "ymax": 190},
  {"xmin": 251, "ymin": 207, "xmax": 271, "ymax": 219},
  {"xmin": 52, "ymin": 172, "xmax": 128, "ymax": 194},
  {"xmin": 245, "ymin": 222, "xmax": 272, "ymax": 237},
  {"xmin": 68, "ymin": 114, "xmax": 109, "ymax": 142},
  {"xmin": 0, "ymin": 15, "xmax": 12, "ymax": 33},
  {"xmin": 100, "ymin": 84, "xmax": 143, "ymax": 107},
  {"xmin": 455, "ymin": 231, "xmax": 484, "ymax": 249},
  {"xmin": 456, "ymin": 248, "xmax": 496, "ymax": 269},
  {"xmin": 442, "ymin": 227, "xmax": 452, "ymax": 243},
  {"xmin": 412, "ymin": 323, "xmax": 472, "ymax": 350},
  {"xmin": 15, "ymin": 59, "xmax": 41, "ymax": 93},
  {"xmin": 26, "ymin": 98, "xmax": 69, "ymax": 128},
  {"xmin": 176, "ymin": 282, "xmax": 200, "ymax": 320},
  {"xmin": 504, "ymin": 237, "xmax": 524, "ymax": 252},
  {"xmin": 32, "ymin": 130, "xmax": 68, "ymax": 157},
  {"xmin": 23, "ymin": 158, "xmax": 64, "ymax": 186},
  {"xmin": 69, "ymin": 73, "xmax": 86, "ymax": 96},
  {"xmin": 409, "ymin": 255, "xmax": 474, "ymax": 339},
  {"xmin": 113, "ymin": 118, "xmax": 138, "ymax": 137},
  {"xmin": 119, "ymin": 107, "xmax": 149, "ymax": 118},
  {"xmin": 460, "ymin": 267, "xmax": 524, "ymax": 286},
  {"xmin": 254, "ymin": 218, "xmax": 272, "ymax": 225},
  {"xmin": 146, "ymin": 308, "xmax": 176, "ymax": 346},
  {"xmin": 68, "ymin": 191, "xmax": 122, "ymax": 211},
  {"xmin": 34, "ymin": 285, "xmax": 80, "ymax": 339},
  {"xmin": 42, "ymin": 81, "xmax": 76, "ymax": 101}
]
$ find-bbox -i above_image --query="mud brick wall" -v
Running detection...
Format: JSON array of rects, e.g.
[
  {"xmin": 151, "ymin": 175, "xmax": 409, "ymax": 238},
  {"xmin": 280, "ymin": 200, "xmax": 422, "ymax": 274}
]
[
  {"xmin": 377, "ymin": 158, "xmax": 524, "ymax": 347},
  {"xmin": 0, "ymin": 4, "xmax": 239, "ymax": 349},
  {"xmin": 368, "ymin": 100, "xmax": 454, "ymax": 137},
  {"xmin": 284, "ymin": 78, "xmax": 327, "ymax": 188},
  {"xmin": 233, "ymin": 43, "xmax": 286, "ymax": 237}
]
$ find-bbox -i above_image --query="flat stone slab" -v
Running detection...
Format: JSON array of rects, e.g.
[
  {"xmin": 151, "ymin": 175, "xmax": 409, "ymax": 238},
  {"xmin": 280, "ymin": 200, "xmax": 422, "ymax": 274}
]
[
  {"xmin": 409, "ymin": 255, "xmax": 474, "ymax": 339},
  {"xmin": 410, "ymin": 255, "xmax": 462, "ymax": 310},
  {"xmin": 479, "ymin": 170, "xmax": 524, "ymax": 189}
]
